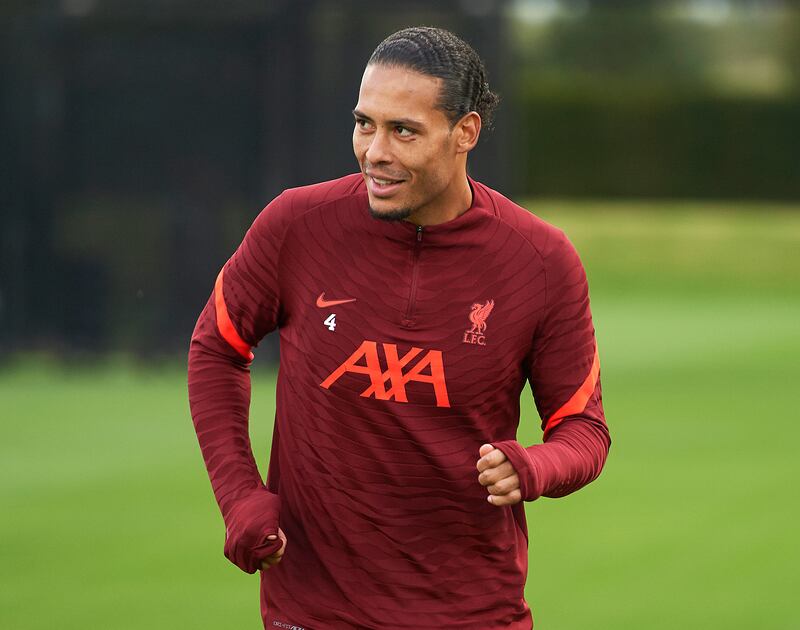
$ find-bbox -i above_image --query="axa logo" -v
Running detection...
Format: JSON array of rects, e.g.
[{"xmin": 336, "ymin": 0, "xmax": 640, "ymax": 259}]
[
  {"xmin": 320, "ymin": 340, "xmax": 450, "ymax": 408},
  {"xmin": 463, "ymin": 299, "xmax": 494, "ymax": 346}
]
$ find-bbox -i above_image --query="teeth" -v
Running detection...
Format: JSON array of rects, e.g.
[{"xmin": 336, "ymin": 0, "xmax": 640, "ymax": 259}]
[{"xmin": 373, "ymin": 177, "xmax": 398, "ymax": 185}]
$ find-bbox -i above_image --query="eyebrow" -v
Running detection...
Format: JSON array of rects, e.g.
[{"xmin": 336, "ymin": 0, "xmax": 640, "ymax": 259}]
[{"xmin": 352, "ymin": 109, "xmax": 425, "ymax": 129}]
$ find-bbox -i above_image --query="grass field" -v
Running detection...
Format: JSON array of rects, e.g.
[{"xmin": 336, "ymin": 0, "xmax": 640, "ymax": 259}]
[{"xmin": 2, "ymin": 201, "xmax": 799, "ymax": 629}]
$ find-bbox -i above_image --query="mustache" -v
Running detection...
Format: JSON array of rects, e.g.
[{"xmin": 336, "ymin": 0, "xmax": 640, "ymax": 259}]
[{"xmin": 363, "ymin": 164, "xmax": 408, "ymax": 180}]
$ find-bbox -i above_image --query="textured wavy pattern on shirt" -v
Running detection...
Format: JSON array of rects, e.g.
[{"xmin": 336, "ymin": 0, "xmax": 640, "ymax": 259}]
[{"xmin": 188, "ymin": 173, "xmax": 609, "ymax": 630}]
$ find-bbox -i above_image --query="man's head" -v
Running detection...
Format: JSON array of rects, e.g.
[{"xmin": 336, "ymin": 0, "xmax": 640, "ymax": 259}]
[{"xmin": 353, "ymin": 27, "xmax": 500, "ymax": 224}]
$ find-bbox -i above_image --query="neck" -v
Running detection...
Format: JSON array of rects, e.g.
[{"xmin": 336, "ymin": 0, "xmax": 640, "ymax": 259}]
[{"xmin": 405, "ymin": 171, "xmax": 473, "ymax": 227}]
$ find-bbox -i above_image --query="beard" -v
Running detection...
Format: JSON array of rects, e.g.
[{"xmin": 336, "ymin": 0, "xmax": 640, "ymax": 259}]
[{"xmin": 368, "ymin": 204, "xmax": 414, "ymax": 222}]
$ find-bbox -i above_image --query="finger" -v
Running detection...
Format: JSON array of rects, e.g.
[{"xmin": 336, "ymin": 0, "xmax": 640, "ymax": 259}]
[
  {"xmin": 260, "ymin": 547, "xmax": 285, "ymax": 570},
  {"xmin": 477, "ymin": 460, "xmax": 515, "ymax": 486},
  {"xmin": 260, "ymin": 558, "xmax": 279, "ymax": 571},
  {"xmin": 269, "ymin": 548, "xmax": 285, "ymax": 562},
  {"xmin": 271, "ymin": 529, "xmax": 287, "ymax": 558},
  {"xmin": 476, "ymin": 447, "xmax": 507, "ymax": 473},
  {"xmin": 487, "ymin": 489, "xmax": 522, "ymax": 507},
  {"xmin": 261, "ymin": 555, "xmax": 282, "ymax": 570},
  {"xmin": 488, "ymin": 473, "xmax": 520, "ymax": 496},
  {"xmin": 476, "ymin": 445, "xmax": 494, "ymax": 472}
]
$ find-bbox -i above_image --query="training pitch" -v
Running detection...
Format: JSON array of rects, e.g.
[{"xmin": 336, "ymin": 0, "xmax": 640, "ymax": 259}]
[{"xmin": 2, "ymin": 201, "xmax": 798, "ymax": 629}]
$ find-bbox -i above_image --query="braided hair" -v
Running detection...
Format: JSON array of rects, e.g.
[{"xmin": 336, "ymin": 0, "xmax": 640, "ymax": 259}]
[{"xmin": 368, "ymin": 26, "xmax": 500, "ymax": 131}]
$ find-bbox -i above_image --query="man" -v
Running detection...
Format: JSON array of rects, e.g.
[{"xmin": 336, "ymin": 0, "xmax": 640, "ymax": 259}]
[{"xmin": 188, "ymin": 26, "xmax": 610, "ymax": 629}]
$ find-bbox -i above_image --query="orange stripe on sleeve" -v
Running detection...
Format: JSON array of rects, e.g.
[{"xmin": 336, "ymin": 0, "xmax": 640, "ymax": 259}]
[
  {"xmin": 542, "ymin": 346, "xmax": 600, "ymax": 440},
  {"xmin": 214, "ymin": 267, "xmax": 255, "ymax": 361}
]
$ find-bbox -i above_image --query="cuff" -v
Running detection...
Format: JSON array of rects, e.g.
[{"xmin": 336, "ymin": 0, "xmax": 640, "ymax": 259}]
[
  {"xmin": 223, "ymin": 488, "xmax": 282, "ymax": 574},
  {"xmin": 491, "ymin": 439, "xmax": 544, "ymax": 502}
]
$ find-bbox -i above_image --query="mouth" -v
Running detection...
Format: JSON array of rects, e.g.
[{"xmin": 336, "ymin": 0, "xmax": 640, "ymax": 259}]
[{"xmin": 366, "ymin": 173, "xmax": 407, "ymax": 198}]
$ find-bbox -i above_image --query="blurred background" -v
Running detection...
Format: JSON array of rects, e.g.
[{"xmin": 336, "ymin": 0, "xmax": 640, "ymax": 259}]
[{"xmin": 2, "ymin": 1, "xmax": 798, "ymax": 628}]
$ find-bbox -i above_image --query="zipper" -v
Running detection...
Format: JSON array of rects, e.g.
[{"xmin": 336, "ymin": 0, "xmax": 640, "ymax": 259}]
[{"xmin": 403, "ymin": 225, "xmax": 423, "ymax": 326}]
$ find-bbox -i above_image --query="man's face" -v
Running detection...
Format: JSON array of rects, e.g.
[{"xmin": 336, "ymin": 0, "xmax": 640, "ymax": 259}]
[{"xmin": 353, "ymin": 64, "xmax": 461, "ymax": 222}]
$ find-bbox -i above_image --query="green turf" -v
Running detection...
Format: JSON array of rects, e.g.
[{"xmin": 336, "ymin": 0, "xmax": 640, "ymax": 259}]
[{"xmin": 2, "ymin": 202, "xmax": 798, "ymax": 629}]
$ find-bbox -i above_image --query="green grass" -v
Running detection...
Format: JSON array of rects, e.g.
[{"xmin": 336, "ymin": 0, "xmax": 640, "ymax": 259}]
[{"xmin": 2, "ymin": 201, "xmax": 799, "ymax": 629}]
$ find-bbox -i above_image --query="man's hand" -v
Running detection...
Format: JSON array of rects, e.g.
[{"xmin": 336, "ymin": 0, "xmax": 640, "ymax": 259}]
[
  {"xmin": 476, "ymin": 444, "xmax": 521, "ymax": 506},
  {"xmin": 260, "ymin": 528, "xmax": 287, "ymax": 570}
]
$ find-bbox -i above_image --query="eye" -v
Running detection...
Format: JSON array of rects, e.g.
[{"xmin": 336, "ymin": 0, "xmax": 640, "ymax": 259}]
[
  {"xmin": 354, "ymin": 118, "xmax": 373, "ymax": 131},
  {"xmin": 396, "ymin": 126, "xmax": 414, "ymax": 138}
]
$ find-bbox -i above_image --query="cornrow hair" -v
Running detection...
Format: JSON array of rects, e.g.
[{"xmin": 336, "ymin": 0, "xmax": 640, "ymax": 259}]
[{"xmin": 368, "ymin": 26, "xmax": 500, "ymax": 131}]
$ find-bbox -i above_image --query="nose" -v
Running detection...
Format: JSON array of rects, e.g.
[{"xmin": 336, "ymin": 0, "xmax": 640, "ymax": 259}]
[{"xmin": 364, "ymin": 129, "xmax": 392, "ymax": 165}]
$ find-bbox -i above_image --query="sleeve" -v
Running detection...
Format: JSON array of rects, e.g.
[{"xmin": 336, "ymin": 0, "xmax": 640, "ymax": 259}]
[
  {"xmin": 187, "ymin": 192, "xmax": 293, "ymax": 573},
  {"xmin": 492, "ymin": 230, "xmax": 611, "ymax": 501}
]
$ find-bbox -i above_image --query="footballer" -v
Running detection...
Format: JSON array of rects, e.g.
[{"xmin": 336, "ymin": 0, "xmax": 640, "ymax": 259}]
[{"xmin": 188, "ymin": 26, "xmax": 610, "ymax": 629}]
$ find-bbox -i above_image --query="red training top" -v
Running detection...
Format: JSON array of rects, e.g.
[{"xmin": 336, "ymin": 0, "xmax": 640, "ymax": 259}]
[{"xmin": 188, "ymin": 173, "xmax": 610, "ymax": 629}]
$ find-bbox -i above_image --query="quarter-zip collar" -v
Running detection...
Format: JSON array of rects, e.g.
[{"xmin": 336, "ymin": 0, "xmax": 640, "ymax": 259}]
[{"xmin": 359, "ymin": 175, "xmax": 495, "ymax": 246}]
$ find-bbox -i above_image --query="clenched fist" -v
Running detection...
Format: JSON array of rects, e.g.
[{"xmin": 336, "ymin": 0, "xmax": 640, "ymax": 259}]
[
  {"xmin": 260, "ymin": 528, "xmax": 288, "ymax": 570},
  {"xmin": 476, "ymin": 444, "xmax": 521, "ymax": 506}
]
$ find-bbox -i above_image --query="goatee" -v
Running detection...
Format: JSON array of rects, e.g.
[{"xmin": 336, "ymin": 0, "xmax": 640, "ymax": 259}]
[{"xmin": 368, "ymin": 205, "xmax": 414, "ymax": 222}]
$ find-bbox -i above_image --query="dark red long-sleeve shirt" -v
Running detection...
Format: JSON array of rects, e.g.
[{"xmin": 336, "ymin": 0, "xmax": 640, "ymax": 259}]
[{"xmin": 188, "ymin": 173, "xmax": 610, "ymax": 629}]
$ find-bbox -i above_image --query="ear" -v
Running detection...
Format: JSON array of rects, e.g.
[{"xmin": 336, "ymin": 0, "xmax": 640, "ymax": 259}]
[{"xmin": 454, "ymin": 111, "xmax": 482, "ymax": 154}]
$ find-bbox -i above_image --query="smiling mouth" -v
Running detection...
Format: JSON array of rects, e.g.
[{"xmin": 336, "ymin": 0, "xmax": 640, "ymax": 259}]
[
  {"xmin": 367, "ymin": 171, "xmax": 406, "ymax": 184},
  {"xmin": 366, "ymin": 173, "xmax": 407, "ymax": 198},
  {"xmin": 371, "ymin": 176, "xmax": 403, "ymax": 185}
]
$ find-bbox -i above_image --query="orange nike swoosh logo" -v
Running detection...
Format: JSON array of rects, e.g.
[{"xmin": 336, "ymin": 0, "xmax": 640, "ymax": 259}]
[{"xmin": 316, "ymin": 292, "xmax": 357, "ymax": 308}]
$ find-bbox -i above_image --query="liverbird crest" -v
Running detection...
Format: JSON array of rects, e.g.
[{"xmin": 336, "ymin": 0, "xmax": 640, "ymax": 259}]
[{"xmin": 467, "ymin": 299, "xmax": 495, "ymax": 334}]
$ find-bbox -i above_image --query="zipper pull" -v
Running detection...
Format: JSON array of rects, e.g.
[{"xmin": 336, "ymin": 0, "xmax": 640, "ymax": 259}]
[{"xmin": 417, "ymin": 225, "xmax": 423, "ymax": 242}]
